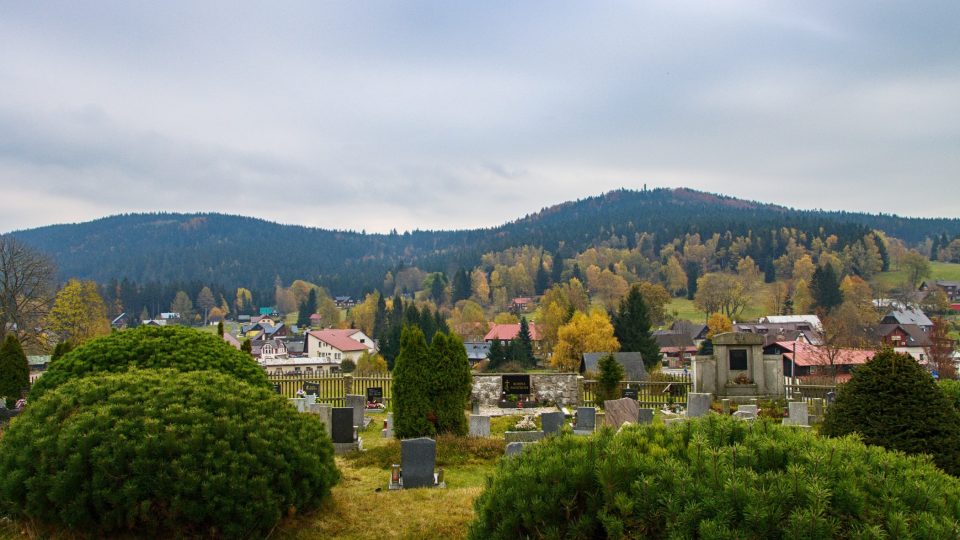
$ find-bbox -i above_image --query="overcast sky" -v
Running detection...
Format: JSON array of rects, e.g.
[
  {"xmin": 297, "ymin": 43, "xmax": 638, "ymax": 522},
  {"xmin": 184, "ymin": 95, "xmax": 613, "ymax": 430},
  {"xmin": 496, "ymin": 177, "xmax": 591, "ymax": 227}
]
[{"xmin": 1, "ymin": 1, "xmax": 957, "ymax": 234}]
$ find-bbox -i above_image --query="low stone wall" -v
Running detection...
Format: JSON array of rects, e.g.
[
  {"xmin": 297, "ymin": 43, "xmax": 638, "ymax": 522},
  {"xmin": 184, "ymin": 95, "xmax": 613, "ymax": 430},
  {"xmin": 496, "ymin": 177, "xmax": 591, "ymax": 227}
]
[{"xmin": 472, "ymin": 373, "xmax": 580, "ymax": 407}]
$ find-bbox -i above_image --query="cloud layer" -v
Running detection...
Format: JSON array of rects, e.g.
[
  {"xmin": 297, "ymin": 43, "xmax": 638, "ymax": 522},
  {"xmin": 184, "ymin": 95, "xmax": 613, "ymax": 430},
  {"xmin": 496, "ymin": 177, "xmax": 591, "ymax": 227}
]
[{"xmin": 1, "ymin": 1, "xmax": 958, "ymax": 233}]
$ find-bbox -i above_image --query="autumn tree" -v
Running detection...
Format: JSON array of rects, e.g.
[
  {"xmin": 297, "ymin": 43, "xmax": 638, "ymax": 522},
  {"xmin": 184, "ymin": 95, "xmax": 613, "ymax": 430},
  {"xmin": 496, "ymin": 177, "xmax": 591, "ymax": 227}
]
[
  {"xmin": 552, "ymin": 309, "xmax": 620, "ymax": 372},
  {"xmin": 901, "ymin": 250, "xmax": 932, "ymax": 290},
  {"xmin": 196, "ymin": 286, "xmax": 216, "ymax": 325},
  {"xmin": 694, "ymin": 273, "xmax": 748, "ymax": 320},
  {"xmin": 0, "ymin": 236, "xmax": 56, "ymax": 352},
  {"xmin": 447, "ymin": 300, "xmax": 488, "ymax": 341},
  {"xmin": 612, "ymin": 285, "xmax": 662, "ymax": 370},
  {"xmin": 926, "ymin": 318, "xmax": 957, "ymax": 380},
  {"xmin": 706, "ymin": 313, "xmax": 733, "ymax": 339},
  {"xmin": 45, "ymin": 279, "xmax": 110, "ymax": 345},
  {"xmin": 0, "ymin": 334, "xmax": 29, "ymax": 403},
  {"xmin": 234, "ymin": 288, "xmax": 254, "ymax": 316},
  {"xmin": 664, "ymin": 256, "xmax": 687, "ymax": 296},
  {"xmin": 356, "ymin": 350, "xmax": 388, "ymax": 373}
]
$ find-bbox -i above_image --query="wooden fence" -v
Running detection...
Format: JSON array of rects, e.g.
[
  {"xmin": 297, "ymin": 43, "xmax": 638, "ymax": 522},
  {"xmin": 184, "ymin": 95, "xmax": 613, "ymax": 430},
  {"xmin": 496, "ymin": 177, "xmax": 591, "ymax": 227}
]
[
  {"xmin": 268, "ymin": 372, "xmax": 393, "ymax": 407},
  {"xmin": 581, "ymin": 374, "xmax": 693, "ymax": 408},
  {"xmin": 785, "ymin": 383, "xmax": 838, "ymax": 405}
]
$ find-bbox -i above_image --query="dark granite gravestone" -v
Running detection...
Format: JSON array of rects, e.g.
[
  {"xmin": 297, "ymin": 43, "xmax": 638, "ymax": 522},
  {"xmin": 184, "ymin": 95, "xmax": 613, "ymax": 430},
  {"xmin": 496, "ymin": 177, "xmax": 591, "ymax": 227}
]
[
  {"xmin": 576, "ymin": 407, "xmax": 596, "ymax": 431},
  {"xmin": 331, "ymin": 408, "xmax": 354, "ymax": 444},
  {"xmin": 303, "ymin": 382, "xmax": 320, "ymax": 396},
  {"xmin": 622, "ymin": 387, "xmax": 639, "ymax": 400},
  {"xmin": 366, "ymin": 386, "xmax": 383, "ymax": 404},
  {"xmin": 501, "ymin": 374, "xmax": 531, "ymax": 395},
  {"xmin": 638, "ymin": 408, "xmax": 654, "ymax": 424},
  {"xmin": 401, "ymin": 438, "xmax": 436, "ymax": 489},
  {"xmin": 540, "ymin": 411, "xmax": 564, "ymax": 435}
]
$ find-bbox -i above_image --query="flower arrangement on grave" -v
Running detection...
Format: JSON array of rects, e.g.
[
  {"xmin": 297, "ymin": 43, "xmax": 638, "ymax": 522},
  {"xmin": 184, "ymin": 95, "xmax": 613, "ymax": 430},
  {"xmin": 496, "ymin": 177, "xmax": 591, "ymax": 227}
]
[
  {"xmin": 732, "ymin": 373, "xmax": 754, "ymax": 385},
  {"xmin": 295, "ymin": 389, "xmax": 306, "ymax": 397},
  {"xmin": 365, "ymin": 400, "xmax": 385, "ymax": 410},
  {"xmin": 512, "ymin": 415, "xmax": 538, "ymax": 432}
]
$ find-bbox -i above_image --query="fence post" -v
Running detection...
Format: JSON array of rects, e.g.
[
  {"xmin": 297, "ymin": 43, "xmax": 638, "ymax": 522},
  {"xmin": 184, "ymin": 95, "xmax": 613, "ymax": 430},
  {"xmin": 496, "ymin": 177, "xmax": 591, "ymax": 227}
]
[{"xmin": 343, "ymin": 373, "xmax": 353, "ymax": 396}]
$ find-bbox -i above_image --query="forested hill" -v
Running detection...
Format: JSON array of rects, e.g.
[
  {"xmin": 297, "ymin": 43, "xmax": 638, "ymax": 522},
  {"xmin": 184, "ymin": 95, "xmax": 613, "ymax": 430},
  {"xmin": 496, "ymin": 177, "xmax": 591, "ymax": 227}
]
[{"xmin": 10, "ymin": 188, "xmax": 960, "ymax": 295}]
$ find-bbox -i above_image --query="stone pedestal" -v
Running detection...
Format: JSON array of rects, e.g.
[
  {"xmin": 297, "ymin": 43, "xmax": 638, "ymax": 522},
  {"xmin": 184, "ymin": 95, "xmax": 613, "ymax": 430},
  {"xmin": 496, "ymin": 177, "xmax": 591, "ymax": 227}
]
[{"xmin": 469, "ymin": 415, "xmax": 490, "ymax": 437}]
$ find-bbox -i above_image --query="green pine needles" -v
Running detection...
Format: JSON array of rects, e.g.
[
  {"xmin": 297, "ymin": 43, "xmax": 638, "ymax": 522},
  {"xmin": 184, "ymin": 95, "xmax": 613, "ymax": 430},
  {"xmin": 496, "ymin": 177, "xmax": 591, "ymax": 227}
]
[
  {"xmin": 469, "ymin": 416, "xmax": 960, "ymax": 539},
  {"xmin": 393, "ymin": 326, "xmax": 472, "ymax": 438},
  {"xmin": 0, "ymin": 334, "xmax": 29, "ymax": 403},
  {"xmin": 613, "ymin": 285, "xmax": 662, "ymax": 370},
  {"xmin": 821, "ymin": 348, "xmax": 960, "ymax": 476},
  {"xmin": 29, "ymin": 324, "xmax": 270, "ymax": 401},
  {"xmin": 0, "ymin": 369, "xmax": 339, "ymax": 538},
  {"xmin": 595, "ymin": 353, "xmax": 625, "ymax": 407}
]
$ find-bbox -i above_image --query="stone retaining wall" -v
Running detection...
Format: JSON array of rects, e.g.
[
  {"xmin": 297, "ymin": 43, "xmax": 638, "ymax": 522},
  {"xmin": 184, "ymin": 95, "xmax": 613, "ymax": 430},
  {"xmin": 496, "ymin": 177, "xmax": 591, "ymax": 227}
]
[{"xmin": 472, "ymin": 373, "xmax": 580, "ymax": 407}]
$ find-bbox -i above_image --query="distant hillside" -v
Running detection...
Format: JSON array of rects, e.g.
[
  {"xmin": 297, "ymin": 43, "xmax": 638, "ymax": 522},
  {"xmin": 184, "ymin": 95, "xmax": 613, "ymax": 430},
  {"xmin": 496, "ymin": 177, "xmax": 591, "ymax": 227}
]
[{"xmin": 9, "ymin": 188, "xmax": 960, "ymax": 295}]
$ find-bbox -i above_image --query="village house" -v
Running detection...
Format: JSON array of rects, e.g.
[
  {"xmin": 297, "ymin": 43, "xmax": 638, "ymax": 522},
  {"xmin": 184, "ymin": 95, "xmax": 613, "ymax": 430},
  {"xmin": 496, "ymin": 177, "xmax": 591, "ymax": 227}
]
[
  {"xmin": 483, "ymin": 322, "xmax": 543, "ymax": 355},
  {"xmin": 879, "ymin": 305, "xmax": 933, "ymax": 331},
  {"xmin": 765, "ymin": 340, "xmax": 874, "ymax": 383},
  {"xmin": 876, "ymin": 323, "xmax": 933, "ymax": 362},
  {"xmin": 653, "ymin": 330, "xmax": 697, "ymax": 368},
  {"xmin": 305, "ymin": 328, "xmax": 376, "ymax": 364},
  {"xmin": 920, "ymin": 280, "xmax": 960, "ymax": 302}
]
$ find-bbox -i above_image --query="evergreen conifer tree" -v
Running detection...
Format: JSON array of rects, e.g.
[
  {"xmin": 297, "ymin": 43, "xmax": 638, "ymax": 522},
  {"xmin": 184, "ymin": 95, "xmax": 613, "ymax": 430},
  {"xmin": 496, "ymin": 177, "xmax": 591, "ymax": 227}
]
[
  {"xmin": 50, "ymin": 341, "xmax": 74, "ymax": 363},
  {"xmin": 686, "ymin": 261, "xmax": 700, "ymax": 300},
  {"xmin": 240, "ymin": 339, "xmax": 252, "ymax": 356},
  {"xmin": 0, "ymin": 334, "xmax": 29, "ymax": 403},
  {"xmin": 419, "ymin": 308, "xmax": 438, "ymax": 343},
  {"xmin": 613, "ymin": 285, "xmax": 663, "ymax": 370},
  {"xmin": 810, "ymin": 264, "xmax": 843, "ymax": 313},
  {"xmin": 595, "ymin": 353, "xmax": 625, "ymax": 407},
  {"xmin": 451, "ymin": 268, "xmax": 472, "ymax": 303},
  {"xmin": 487, "ymin": 339, "xmax": 507, "ymax": 369},
  {"xmin": 535, "ymin": 257, "xmax": 550, "ymax": 295},
  {"xmin": 551, "ymin": 257, "xmax": 564, "ymax": 285},
  {"xmin": 393, "ymin": 326, "xmax": 436, "ymax": 438},
  {"xmin": 514, "ymin": 317, "xmax": 535, "ymax": 368},
  {"xmin": 429, "ymin": 332, "xmax": 471, "ymax": 435},
  {"xmin": 217, "ymin": 321, "xmax": 224, "ymax": 337}
]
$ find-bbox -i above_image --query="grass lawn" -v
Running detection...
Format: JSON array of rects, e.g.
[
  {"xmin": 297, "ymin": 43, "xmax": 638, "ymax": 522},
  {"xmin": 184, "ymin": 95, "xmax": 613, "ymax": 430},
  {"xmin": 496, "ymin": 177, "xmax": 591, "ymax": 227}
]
[{"xmin": 872, "ymin": 261, "xmax": 960, "ymax": 290}]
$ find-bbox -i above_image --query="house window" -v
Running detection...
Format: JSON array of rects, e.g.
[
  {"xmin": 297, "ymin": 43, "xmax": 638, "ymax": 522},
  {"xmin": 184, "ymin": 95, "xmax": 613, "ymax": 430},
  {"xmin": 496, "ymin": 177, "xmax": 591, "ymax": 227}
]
[{"xmin": 729, "ymin": 349, "xmax": 748, "ymax": 371}]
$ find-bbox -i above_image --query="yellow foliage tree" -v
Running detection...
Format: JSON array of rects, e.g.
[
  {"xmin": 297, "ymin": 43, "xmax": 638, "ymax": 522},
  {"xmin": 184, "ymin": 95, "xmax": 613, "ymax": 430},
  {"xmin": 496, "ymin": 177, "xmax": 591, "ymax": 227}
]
[
  {"xmin": 551, "ymin": 309, "xmax": 620, "ymax": 372},
  {"xmin": 356, "ymin": 351, "xmax": 389, "ymax": 373},
  {"xmin": 706, "ymin": 312, "xmax": 733, "ymax": 339},
  {"xmin": 46, "ymin": 279, "xmax": 110, "ymax": 345}
]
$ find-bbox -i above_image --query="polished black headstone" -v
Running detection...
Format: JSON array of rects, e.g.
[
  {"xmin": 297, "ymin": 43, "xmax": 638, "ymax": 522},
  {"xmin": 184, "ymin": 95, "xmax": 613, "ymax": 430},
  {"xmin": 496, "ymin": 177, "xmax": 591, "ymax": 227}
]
[{"xmin": 331, "ymin": 408, "xmax": 354, "ymax": 443}]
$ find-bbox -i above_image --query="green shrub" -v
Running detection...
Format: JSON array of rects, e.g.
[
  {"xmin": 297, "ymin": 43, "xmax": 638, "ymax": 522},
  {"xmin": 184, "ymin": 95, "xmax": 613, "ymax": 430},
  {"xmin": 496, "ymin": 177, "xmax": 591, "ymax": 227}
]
[
  {"xmin": 939, "ymin": 379, "xmax": 960, "ymax": 410},
  {"xmin": 821, "ymin": 348, "xmax": 960, "ymax": 475},
  {"xmin": 595, "ymin": 353, "xmax": 624, "ymax": 408},
  {"xmin": 469, "ymin": 416, "xmax": 960, "ymax": 539},
  {"xmin": 30, "ymin": 325, "xmax": 270, "ymax": 401},
  {"xmin": 0, "ymin": 369, "xmax": 339, "ymax": 538}
]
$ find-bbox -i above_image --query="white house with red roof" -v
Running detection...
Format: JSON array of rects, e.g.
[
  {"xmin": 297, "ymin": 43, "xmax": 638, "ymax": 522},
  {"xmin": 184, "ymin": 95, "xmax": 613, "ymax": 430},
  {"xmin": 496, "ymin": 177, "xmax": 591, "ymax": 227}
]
[
  {"xmin": 305, "ymin": 329, "xmax": 376, "ymax": 364},
  {"xmin": 484, "ymin": 322, "xmax": 543, "ymax": 355}
]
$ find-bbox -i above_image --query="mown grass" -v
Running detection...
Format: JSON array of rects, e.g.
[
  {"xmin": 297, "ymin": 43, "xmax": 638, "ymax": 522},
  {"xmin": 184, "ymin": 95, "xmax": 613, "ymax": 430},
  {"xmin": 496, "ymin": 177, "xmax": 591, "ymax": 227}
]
[{"xmin": 872, "ymin": 261, "xmax": 960, "ymax": 289}]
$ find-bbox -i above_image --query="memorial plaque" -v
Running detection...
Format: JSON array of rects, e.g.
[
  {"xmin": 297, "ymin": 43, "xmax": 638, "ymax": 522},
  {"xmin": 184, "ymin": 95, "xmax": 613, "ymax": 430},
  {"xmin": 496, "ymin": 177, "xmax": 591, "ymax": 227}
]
[
  {"xmin": 367, "ymin": 386, "xmax": 384, "ymax": 404},
  {"xmin": 303, "ymin": 382, "xmax": 320, "ymax": 396},
  {"xmin": 622, "ymin": 387, "xmax": 639, "ymax": 400},
  {"xmin": 729, "ymin": 349, "xmax": 748, "ymax": 371},
  {"xmin": 501, "ymin": 374, "xmax": 531, "ymax": 395}
]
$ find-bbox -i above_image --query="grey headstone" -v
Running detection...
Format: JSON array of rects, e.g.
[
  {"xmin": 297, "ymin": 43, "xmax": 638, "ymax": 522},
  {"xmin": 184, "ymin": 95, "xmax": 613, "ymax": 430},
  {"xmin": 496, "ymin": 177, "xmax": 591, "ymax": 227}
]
[
  {"xmin": 687, "ymin": 393, "xmax": 712, "ymax": 418},
  {"xmin": 471, "ymin": 399, "xmax": 480, "ymax": 415},
  {"xmin": 505, "ymin": 442, "xmax": 529, "ymax": 456},
  {"xmin": 331, "ymin": 407, "xmax": 354, "ymax": 443},
  {"xmin": 290, "ymin": 397, "xmax": 306, "ymax": 413},
  {"xmin": 382, "ymin": 412, "xmax": 394, "ymax": 438},
  {"xmin": 540, "ymin": 411, "xmax": 565, "ymax": 435},
  {"xmin": 721, "ymin": 399, "xmax": 731, "ymax": 415},
  {"xmin": 401, "ymin": 438, "xmax": 436, "ymax": 489},
  {"xmin": 469, "ymin": 415, "xmax": 490, "ymax": 437},
  {"xmin": 317, "ymin": 403, "xmax": 333, "ymax": 432},
  {"xmin": 305, "ymin": 394, "xmax": 317, "ymax": 407},
  {"xmin": 637, "ymin": 408, "xmax": 654, "ymax": 425},
  {"xmin": 576, "ymin": 407, "xmax": 596, "ymax": 431},
  {"xmin": 784, "ymin": 401, "xmax": 809, "ymax": 426},
  {"xmin": 345, "ymin": 394, "xmax": 365, "ymax": 427},
  {"xmin": 733, "ymin": 410, "xmax": 756, "ymax": 421},
  {"xmin": 738, "ymin": 404, "xmax": 758, "ymax": 416},
  {"xmin": 604, "ymin": 398, "xmax": 640, "ymax": 428}
]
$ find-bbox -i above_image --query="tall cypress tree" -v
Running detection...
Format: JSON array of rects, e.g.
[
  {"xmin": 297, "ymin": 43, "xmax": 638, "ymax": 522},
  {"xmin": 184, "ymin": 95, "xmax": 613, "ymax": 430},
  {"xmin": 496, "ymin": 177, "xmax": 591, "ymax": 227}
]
[
  {"xmin": 551, "ymin": 257, "xmax": 564, "ymax": 285},
  {"xmin": 535, "ymin": 257, "xmax": 550, "ymax": 295},
  {"xmin": 686, "ymin": 261, "xmax": 700, "ymax": 300},
  {"xmin": 811, "ymin": 264, "xmax": 843, "ymax": 313},
  {"xmin": 0, "ymin": 334, "xmax": 29, "ymax": 403},
  {"xmin": 393, "ymin": 326, "xmax": 435, "ymax": 438},
  {"xmin": 613, "ymin": 285, "xmax": 662, "ymax": 370},
  {"xmin": 430, "ymin": 332, "xmax": 471, "ymax": 436}
]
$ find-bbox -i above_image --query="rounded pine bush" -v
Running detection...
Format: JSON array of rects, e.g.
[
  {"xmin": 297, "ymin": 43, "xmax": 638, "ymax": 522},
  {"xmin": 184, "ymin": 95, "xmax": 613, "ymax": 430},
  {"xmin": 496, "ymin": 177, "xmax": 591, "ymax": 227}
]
[
  {"xmin": 821, "ymin": 348, "xmax": 960, "ymax": 476},
  {"xmin": 469, "ymin": 416, "xmax": 960, "ymax": 539},
  {"xmin": 0, "ymin": 369, "xmax": 339, "ymax": 538},
  {"xmin": 30, "ymin": 325, "xmax": 270, "ymax": 401}
]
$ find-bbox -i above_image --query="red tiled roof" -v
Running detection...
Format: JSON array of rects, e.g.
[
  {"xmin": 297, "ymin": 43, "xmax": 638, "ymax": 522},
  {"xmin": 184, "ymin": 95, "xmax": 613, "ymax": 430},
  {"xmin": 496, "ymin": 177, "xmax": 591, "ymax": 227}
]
[
  {"xmin": 484, "ymin": 322, "xmax": 542, "ymax": 342},
  {"xmin": 775, "ymin": 341, "xmax": 874, "ymax": 367},
  {"xmin": 308, "ymin": 329, "xmax": 368, "ymax": 352}
]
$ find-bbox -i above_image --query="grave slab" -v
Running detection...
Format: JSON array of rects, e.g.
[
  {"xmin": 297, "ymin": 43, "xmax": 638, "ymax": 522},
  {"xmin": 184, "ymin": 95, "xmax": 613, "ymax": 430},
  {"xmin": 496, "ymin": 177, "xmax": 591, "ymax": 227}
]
[{"xmin": 401, "ymin": 438, "xmax": 437, "ymax": 489}]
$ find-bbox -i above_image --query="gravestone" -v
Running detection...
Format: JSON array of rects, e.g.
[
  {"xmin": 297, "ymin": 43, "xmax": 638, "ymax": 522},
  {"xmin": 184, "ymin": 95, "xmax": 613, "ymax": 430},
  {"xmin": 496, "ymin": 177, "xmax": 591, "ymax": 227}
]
[
  {"xmin": 637, "ymin": 408, "xmax": 654, "ymax": 425},
  {"xmin": 622, "ymin": 387, "xmax": 639, "ymax": 400},
  {"xmin": 331, "ymin": 408, "xmax": 354, "ymax": 444},
  {"xmin": 401, "ymin": 438, "xmax": 436, "ymax": 489},
  {"xmin": 505, "ymin": 442, "xmax": 529, "ymax": 457},
  {"xmin": 733, "ymin": 410, "xmax": 755, "ymax": 421},
  {"xmin": 366, "ymin": 386, "xmax": 384, "ymax": 405},
  {"xmin": 687, "ymin": 393, "xmax": 712, "ymax": 418},
  {"xmin": 303, "ymin": 381, "xmax": 320, "ymax": 396},
  {"xmin": 345, "ymin": 394, "xmax": 365, "ymax": 427},
  {"xmin": 290, "ymin": 397, "xmax": 306, "ymax": 413},
  {"xmin": 469, "ymin": 415, "xmax": 490, "ymax": 437},
  {"xmin": 784, "ymin": 401, "xmax": 809, "ymax": 426},
  {"xmin": 575, "ymin": 407, "xmax": 596, "ymax": 432},
  {"xmin": 471, "ymin": 399, "xmax": 480, "ymax": 415},
  {"xmin": 502, "ymin": 374, "xmax": 532, "ymax": 396},
  {"xmin": 382, "ymin": 412, "xmax": 394, "ymax": 438},
  {"xmin": 721, "ymin": 399, "xmax": 731, "ymax": 415},
  {"xmin": 604, "ymin": 398, "xmax": 640, "ymax": 428},
  {"xmin": 317, "ymin": 403, "xmax": 333, "ymax": 431},
  {"xmin": 540, "ymin": 411, "xmax": 564, "ymax": 435},
  {"xmin": 738, "ymin": 404, "xmax": 758, "ymax": 417},
  {"xmin": 305, "ymin": 393, "xmax": 317, "ymax": 407},
  {"xmin": 826, "ymin": 391, "xmax": 836, "ymax": 405},
  {"xmin": 273, "ymin": 383, "xmax": 281, "ymax": 394}
]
